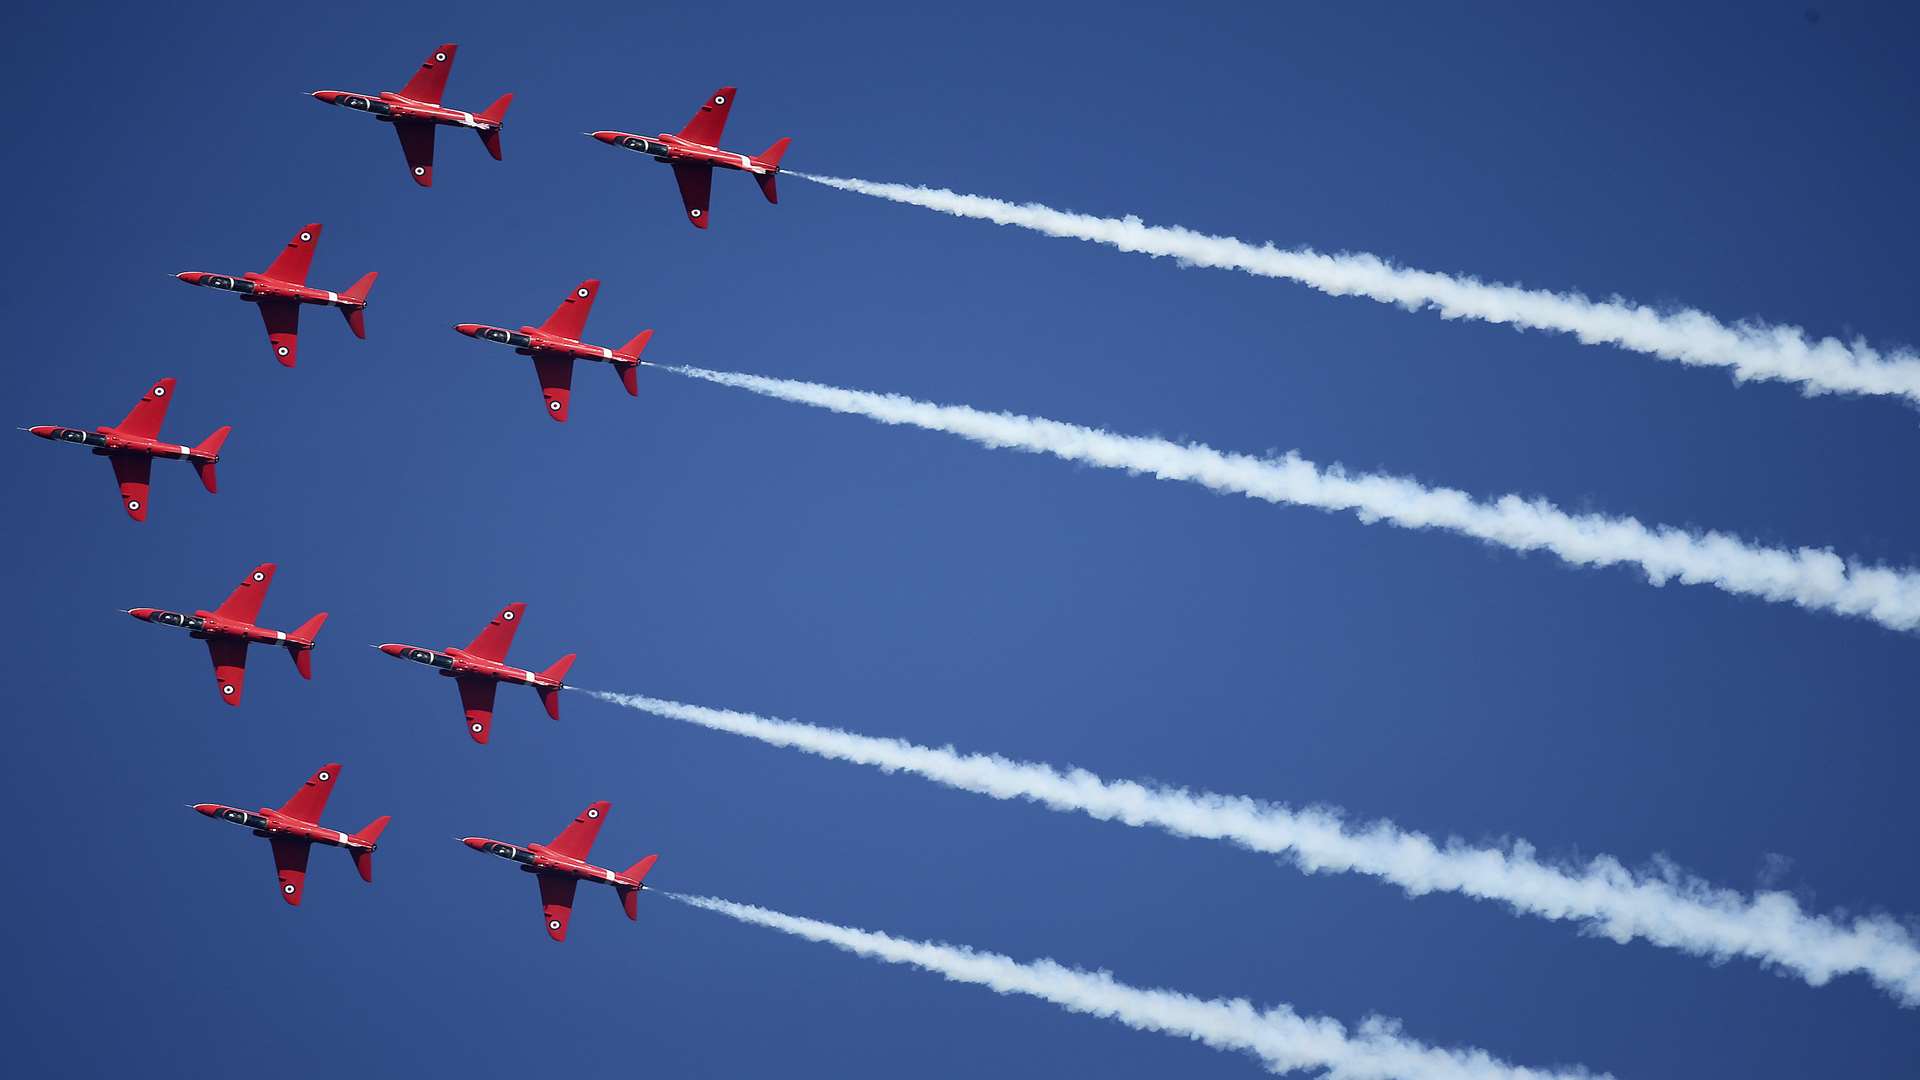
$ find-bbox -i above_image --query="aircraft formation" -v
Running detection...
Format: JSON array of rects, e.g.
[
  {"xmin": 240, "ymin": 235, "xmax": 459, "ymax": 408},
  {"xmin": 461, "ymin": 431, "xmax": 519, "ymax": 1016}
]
[{"xmin": 24, "ymin": 41, "xmax": 767, "ymax": 940}]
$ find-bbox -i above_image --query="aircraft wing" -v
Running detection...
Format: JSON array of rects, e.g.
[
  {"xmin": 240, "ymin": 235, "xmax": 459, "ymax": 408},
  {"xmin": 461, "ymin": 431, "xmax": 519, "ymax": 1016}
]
[
  {"xmin": 279, "ymin": 763, "xmax": 341, "ymax": 824},
  {"xmin": 215, "ymin": 563, "xmax": 276, "ymax": 624},
  {"xmin": 270, "ymin": 836, "xmax": 313, "ymax": 906},
  {"xmin": 114, "ymin": 378, "xmax": 175, "ymax": 441},
  {"xmin": 532, "ymin": 353, "xmax": 574, "ymax": 422},
  {"xmin": 395, "ymin": 121, "xmax": 436, "ymax": 187},
  {"xmin": 257, "ymin": 299, "xmax": 301, "ymax": 367},
  {"xmin": 671, "ymin": 163, "xmax": 714, "ymax": 229},
  {"xmin": 537, "ymin": 873, "xmax": 579, "ymax": 941},
  {"xmin": 537, "ymin": 279, "xmax": 599, "ymax": 340},
  {"xmin": 397, "ymin": 43, "xmax": 457, "ymax": 106},
  {"xmin": 457, "ymin": 676, "xmax": 499, "ymax": 744},
  {"xmin": 207, "ymin": 636, "xmax": 250, "ymax": 706},
  {"xmin": 261, "ymin": 224, "xmax": 321, "ymax": 286},
  {"xmin": 464, "ymin": 603, "xmax": 525, "ymax": 663},
  {"xmin": 108, "ymin": 453, "xmax": 153, "ymax": 522},
  {"xmin": 677, "ymin": 87, "xmax": 736, "ymax": 147},
  {"xmin": 547, "ymin": 801, "xmax": 610, "ymax": 861}
]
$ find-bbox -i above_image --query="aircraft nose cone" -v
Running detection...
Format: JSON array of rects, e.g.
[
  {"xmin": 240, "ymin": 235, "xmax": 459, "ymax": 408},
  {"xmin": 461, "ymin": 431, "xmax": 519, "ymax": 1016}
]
[
  {"xmin": 453, "ymin": 323, "xmax": 484, "ymax": 338},
  {"xmin": 125, "ymin": 608, "xmax": 156, "ymax": 621},
  {"xmin": 588, "ymin": 131, "xmax": 619, "ymax": 145},
  {"xmin": 459, "ymin": 837, "xmax": 488, "ymax": 851},
  {"xmin": 26, "ymin": 426, "xmax": 56, "ymax": 439},
  {"xmin": 191, "ymin": 804, "xmax": 221, "ymax": 818},
  {"xmin": 376, "ymin": 644, "xmax": 406, "ymax": 658}
]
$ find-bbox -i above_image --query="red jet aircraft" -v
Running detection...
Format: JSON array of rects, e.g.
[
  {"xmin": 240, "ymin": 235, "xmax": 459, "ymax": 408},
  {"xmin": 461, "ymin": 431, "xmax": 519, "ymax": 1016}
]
[
  {"xmin": 312, "ymin": 43, "xmax": 512, "ymax": 187},
  {"xmin": 128, "ymin": 562, "xmax": 327, "ymax": 706},
  {"xmin": 27, "ymin": 377, "xmax": 228, "ymax": 521},
  {"xmin": 194, "ymin": 763, "xmax": 390, "ymax": 906},
  {"xmin": 589, "ymin": 86, "xmax": 790, "ymax": 228},
  {"xmin": 177, "ymin": 223, "xmax": 376, "ymax": 368},
  {"xmin": 461, "ymin": 800, "xmax": 657, "ymax": 941},
  {"xmin": 376, "ymin": 603, "xmax": 574, "ymax": 744},
  {"xmin": 454, "ymin": 279, "xmax": 653, "ymax": 421}
]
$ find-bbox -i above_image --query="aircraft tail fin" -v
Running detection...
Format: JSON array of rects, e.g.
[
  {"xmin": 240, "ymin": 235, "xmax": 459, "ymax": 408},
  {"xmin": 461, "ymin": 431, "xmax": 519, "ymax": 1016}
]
[
  {"xmin": 191, "ymin": 426, "xmax": 231, "ymax": 493},
  {"xmin": 616, "ymin": 330, "xmax": 652, "ymax": 396},
  {"xmin": 477, "ymin": 94, "xmax": 513, "ymax": 159},
  {"xmin": 618, "ymin": 854, "xmax": 658, "ymax": 919},
  {"xmin": 288, "ymin": 612, "xmax": 328, "ymax": 677},
  {"xmin": 349, "ymin": 815, "xmax": 390, "ymax": 882},
  {"xmin": 341, "ymin": 272, "xmax": 377, "ymax": 338},
  {"xmin": 754, "ymin": 139, "xmax": 790, "ymax": 204},
  {"xmin": 620, "ymin": 329, "xmax": 653, "ymax": 360},
  {"xmin": 537, "ymin": 653, "xmax": 575, "ymax": 719}
]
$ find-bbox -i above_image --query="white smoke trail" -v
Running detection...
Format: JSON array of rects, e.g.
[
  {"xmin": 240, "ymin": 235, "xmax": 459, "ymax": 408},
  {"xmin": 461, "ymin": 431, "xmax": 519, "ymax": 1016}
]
[
  {"xmin": 596, "ymin": 691, "xmax": 1920, "ymax": 1005},
  {"xmin": 663, "ymin": 364, "xmax": 1920, "ymax": 633},
  {"xmin": 795, "ymin": 172, "xmax": 1920, "ymax": 405},
  {"xmin": 667, "ymin": 892, "xmax": 1599, "ymax": 1079}
]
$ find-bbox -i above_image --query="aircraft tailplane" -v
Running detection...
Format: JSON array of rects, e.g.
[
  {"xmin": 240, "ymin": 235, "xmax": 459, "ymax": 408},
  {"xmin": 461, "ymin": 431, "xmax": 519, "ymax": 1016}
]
[
  {"xmin": 350, "ymin": 815, "xmax": 391, "ymax": 882},
  {"xmin": 755, "ymin": 138, "xmax": 790, "ymax": 204},
  {"xmin": 536, "ymin": 654, "xmax": 575, "ymax": 720},
  {"xmin": 477, "ymin": 94, "xmax": 513, "ymax": 159},
  {"xmin": 618, "ymin": 854, "xmax": 658, "ymax": 919},
  {"xmin": 287, "ymin": 612, "xmax": 329, "ymax": 678},
  {"xmin": 192, "ymin": 426, "xmax": 231, "ymax": 493},
  {"xmin": 341, "ymin": 273, "xmax": 378, "ymax": 339},
  {"xmin": 617, "ymin": 330, "xmax": 653, "ymax": 396}
]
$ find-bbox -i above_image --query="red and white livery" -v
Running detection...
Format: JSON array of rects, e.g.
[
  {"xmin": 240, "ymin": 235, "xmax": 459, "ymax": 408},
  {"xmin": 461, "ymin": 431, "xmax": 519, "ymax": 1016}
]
[
  {"xmin": 376, "ymin": 602, "xmax": 575, "ymax": 745},
  {"xmin": 128, "ymin": 562, "xmax": 328, "ymax": 706},
  {"xmin": 454, "ymin": 279, "xmax": 654, "ymax": 422},
  {"xmin": 461, "ymin": 800, "xmax": 658, "ymax": 941},
  {"xmin": 590, "ymin": 86, "xmax": 790, "ymax": 229},
  {"xmin": 177, "ymin": 223, "xmax": 376, "ymax": 368},
  {"xmin": 27, "ymin": 377, "xmax": 229, "ymax": 521},
  {"xmin": 312, "ymin": 42, "xmax": 512, "ymax": 187},
  {"xmin": 194, "ymin": 763, "xmax": 390, "ymax": 907}
]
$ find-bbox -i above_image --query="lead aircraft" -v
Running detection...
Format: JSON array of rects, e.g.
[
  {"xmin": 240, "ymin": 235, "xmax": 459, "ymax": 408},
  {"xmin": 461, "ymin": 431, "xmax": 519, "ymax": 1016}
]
[
  {"xmin": 461, "ymin": 800, "xmax": 658, "ymax": 941},
  {"xmin": 127, "ymin": 562, "xmax": 327, "ymax": 706},
  {"xmin": 194, "ymin": 763, "xmax": 390, "ymax": 906},
  {"xmin": 376, "ymin": 603, "xmax": 575, "ymax": 744},
  {"xmin": 27, "ymin": 377, "xmax": 228, "ymax": 521},
  {"xmin": 312, "ymin": 43, "xmax": 512, "ymax": 187},
  {"xmin": 454, "ymin": 279, "xmax": 653, "ymax": 421},
  {"xmin": 176, "ymin": 223, "xmax": 376, "ymax": 368},
  {"xmin": 590, "ymin": 86, "xmax": 790, "ymax": 228}
]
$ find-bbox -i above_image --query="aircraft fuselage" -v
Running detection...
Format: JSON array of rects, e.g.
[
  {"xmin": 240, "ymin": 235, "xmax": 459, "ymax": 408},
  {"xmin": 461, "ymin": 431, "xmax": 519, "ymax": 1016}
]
[
  {"xmin": 175, "ymin": 271, "xmax": 365, "ymax": 312},
  {"xmin": 453, "ymin": 323, "xmax": 643, "ymax": 367},
  {"xmin": 28, "ymin": 425, "xmax": 207, "ymax": 463},
  {"xmin": 590, "ymin": 130, "xmax": 779, "ymax": 176},
  {"xmin": 377, "ymin": 643, "xmax": 562, "ymax": 690},
  {"xmin": 312, "ymin": 90, "xmax": 502, "ymax": 133},
  {"xmin": 128, "ymin": 607, "xmax": 312, "ymax": 649},
  {"xmin": 461, "ymin": 836, "xmax": 646, "ymax": 890},
  {"xmin": 196, "ymin": 803, "xmax": 374, "ymax": 853}
]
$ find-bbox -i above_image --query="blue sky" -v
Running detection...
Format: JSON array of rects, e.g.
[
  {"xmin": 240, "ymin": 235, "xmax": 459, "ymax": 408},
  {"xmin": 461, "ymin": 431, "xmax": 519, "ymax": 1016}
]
[{"xmin": 5, "ymin": 2, "xmax": 1917, "ymax": 1076}]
